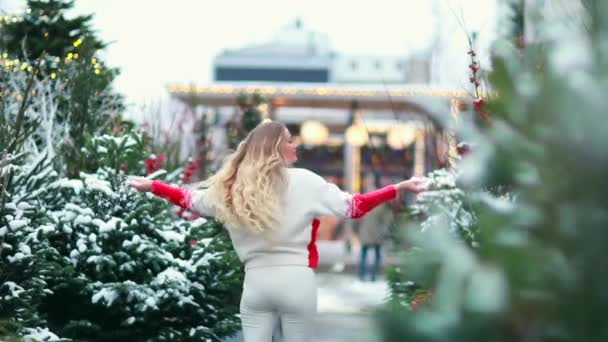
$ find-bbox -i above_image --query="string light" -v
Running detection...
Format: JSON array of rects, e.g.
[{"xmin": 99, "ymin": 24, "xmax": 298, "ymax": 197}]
[
  {"xmin": 168, "ymin": 84, "xmax": 471, "ymax": 99},
  {"xmin": 387, "ymin": 124, "xmax": 416, "ymax": 150},
  {"xmin": 300, "ymin": 121, "xmax": 329, "ymax": 145},
  {"xmin": 345, "ymin": 124, "xmax": 369, "ymax": 147}
]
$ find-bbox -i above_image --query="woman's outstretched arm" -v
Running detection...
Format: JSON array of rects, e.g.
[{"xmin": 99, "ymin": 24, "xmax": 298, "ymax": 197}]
[
  {"xmin": 127, "ymin": 177, "xmax": 214, "ymax": 216},
  {"xmin": 310, "ymin": 172, "xmax": 428, "ymax": 219}
]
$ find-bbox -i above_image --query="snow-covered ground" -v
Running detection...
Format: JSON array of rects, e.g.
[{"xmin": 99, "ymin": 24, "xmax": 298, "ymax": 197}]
[{"xmin": 317, "ymin": 272, "xmax": 389, "ymax": 314}]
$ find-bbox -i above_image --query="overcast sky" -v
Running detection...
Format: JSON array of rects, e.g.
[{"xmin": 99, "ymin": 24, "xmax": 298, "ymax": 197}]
[{"xmin": 1, "ymin": 0, "xmax": 497, "ymax": 113}]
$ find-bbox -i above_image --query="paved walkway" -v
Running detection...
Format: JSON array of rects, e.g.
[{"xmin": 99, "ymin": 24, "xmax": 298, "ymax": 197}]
[{"xmin": 315, "ymin": 240, "xmax": 399, "ymax": 272}]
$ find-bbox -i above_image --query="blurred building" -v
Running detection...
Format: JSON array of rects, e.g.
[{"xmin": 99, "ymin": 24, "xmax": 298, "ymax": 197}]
[
  {"xmin": 170, "ymin": 19, "xmax": 466, "ymax": 240},
  {"xmin": 213, "ymin": 19, "xmax": 428, "ymax": 85}
]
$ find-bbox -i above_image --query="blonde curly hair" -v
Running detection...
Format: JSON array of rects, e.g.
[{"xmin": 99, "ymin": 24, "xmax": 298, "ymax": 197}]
[{"xmin": 204, "ymin": 122, "xmax": 288, "ymax": 233}]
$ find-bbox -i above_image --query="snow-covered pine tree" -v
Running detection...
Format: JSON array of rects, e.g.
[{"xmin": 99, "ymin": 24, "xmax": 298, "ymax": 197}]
[
  {"xmin": 3, "ymin": 121, "xmax": 244, "ymax": 341},
  {"xmin": 380, "ymin": 1, "xmax": 608, "ymax": 341},
  {"xmin": 0, "ymin": 3, "xmax": 251, "ymax": 340},
  {"xmin": 0, "ymin": 0, "xmax": 124, "ymax": 178},
  {"xmin": 0, "ymin": 68, "xmax": 66, "ymax": 339},
  {"xmin": 226, "ymin": 93, "xmax": 264, "ymax": 149},
  {"xmin": 385, "ymin": 168, "xmax": 478, "ymax": 310},
  {"xmin": 410, "ymin": 169, "xmax": 478, "ymax": 246}
]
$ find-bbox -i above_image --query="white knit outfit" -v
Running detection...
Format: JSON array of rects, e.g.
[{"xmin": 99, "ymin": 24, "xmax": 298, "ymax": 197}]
[{"xmin": 151, "ymin": 167, "xmax": 397, "ymax": 342}]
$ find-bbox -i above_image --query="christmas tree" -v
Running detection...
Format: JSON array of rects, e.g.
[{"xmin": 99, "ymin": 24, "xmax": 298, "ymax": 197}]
[
  {"xmin": 2, "ymin": 121, "xmax": 245, "ymax": 340},
  {"xmin": 380, "ymin": 1, "xmax": 608, "ymax": 341},
  {"xmin": 1, "ymin": 3, "xmax": 245, "ymax": 340},
  {"xmin": 226, "ymin": 93, "xmax": 264, "ymax": 149},
  {"xmin": 0, "ymin": 66, "xmax": 67, "ymax": 339},
  {"xmin": 0, "ymin": 0, "xmax": 104, "ymax": 60},
  {"xmin": 0, "ymin": 0, "xmax": 123, "ymax": 178},
  {"xmin": 385, "ymin": 168, "xmax": 479, "ymax": 310}
]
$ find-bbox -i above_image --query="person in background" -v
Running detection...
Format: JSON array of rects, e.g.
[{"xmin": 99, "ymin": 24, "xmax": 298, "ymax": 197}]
[{"xmin": 357, "ymin": 182, "xmax": 395, "ymax": 282}]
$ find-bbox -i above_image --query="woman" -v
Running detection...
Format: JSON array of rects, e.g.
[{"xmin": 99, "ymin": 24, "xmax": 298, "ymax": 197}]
[{"xmin": 128, "ymin": 122, "xmax": 427, "ymax": 342}]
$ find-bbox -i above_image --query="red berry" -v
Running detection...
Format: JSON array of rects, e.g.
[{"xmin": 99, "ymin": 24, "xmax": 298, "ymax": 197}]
[
  {"xmin": 457, "ymin": 143, "xmax": 471, "ymax": 156},
  {"xmin": 188, "ymin": 239, "xmax": 197, "ymax": 246},
  {"xmin": 473, "ymin": 98, "xmax": 485, "ymax": 111}
]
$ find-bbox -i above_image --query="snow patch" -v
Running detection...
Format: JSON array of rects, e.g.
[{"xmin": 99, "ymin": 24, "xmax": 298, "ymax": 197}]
[
  {"xmin": 92, "ymin": 287, "xmax": 119, "ymax": 306},
  {"xmin": 93, "ymin": 217, "xmax": 125, "ymax": 233},
  {"xmin": 74, "ymin": 214, "xmax": 93, "ymax": 225},
  {"xmin": 21, "ymin": 327, "xmax": 62, "ymax": 341},
  {"xmin": 2, "ymin": 281, "xmax": 25, "ymax": 298},
  {"xmin": 84, "ymin": 175, "xmax": 115, "ymax": 197},
  {"xmin": 52, "ymin": 178, "xmax": 84, "ymax": 194},
  {"xmin": 17, "ymin": 202, "xmax": 33, "ymax": 210},
  {"xmin": 9, "ymin": 219, "xmax": 28, "ymax": 230},
  {"xmin": 7, "ymin": 252, "xmax": 27, "ymax": 263},
  {"xmin": 153, "ymin": 267, "xmax": 189, "ymax": 287},
  {"xmin": 157, "ymin": 229, "xmax": 184, "ymax": 243}
]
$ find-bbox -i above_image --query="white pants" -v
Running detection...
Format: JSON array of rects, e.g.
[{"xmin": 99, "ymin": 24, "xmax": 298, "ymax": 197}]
[{"xmin": 240, "ymin": 266, "xmax": 317, "ymax": 342}]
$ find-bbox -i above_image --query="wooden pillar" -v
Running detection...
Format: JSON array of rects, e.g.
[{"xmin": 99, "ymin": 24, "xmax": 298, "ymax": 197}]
[
  {"xmin": 268, "ymin": 99, "xmax": 277, "ymax": 121},
  {"xmin": 344, "ymin": 101, "xmax": 362, "ymax": 193},
  {"xmin": 414, "ymin": 128, "xmax": 426, "ymax": 177}
]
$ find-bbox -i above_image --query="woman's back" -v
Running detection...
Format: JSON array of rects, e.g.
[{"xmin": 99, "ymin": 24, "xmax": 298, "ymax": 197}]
[{"xmin": 224, "ymin": 168, "xmax": 346, "ymax": 271}]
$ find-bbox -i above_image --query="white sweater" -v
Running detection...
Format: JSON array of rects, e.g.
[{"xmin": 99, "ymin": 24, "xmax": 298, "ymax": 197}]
[{"xmin": 151, "ymin": 167, "xmax": 397, "ymax": 271}]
